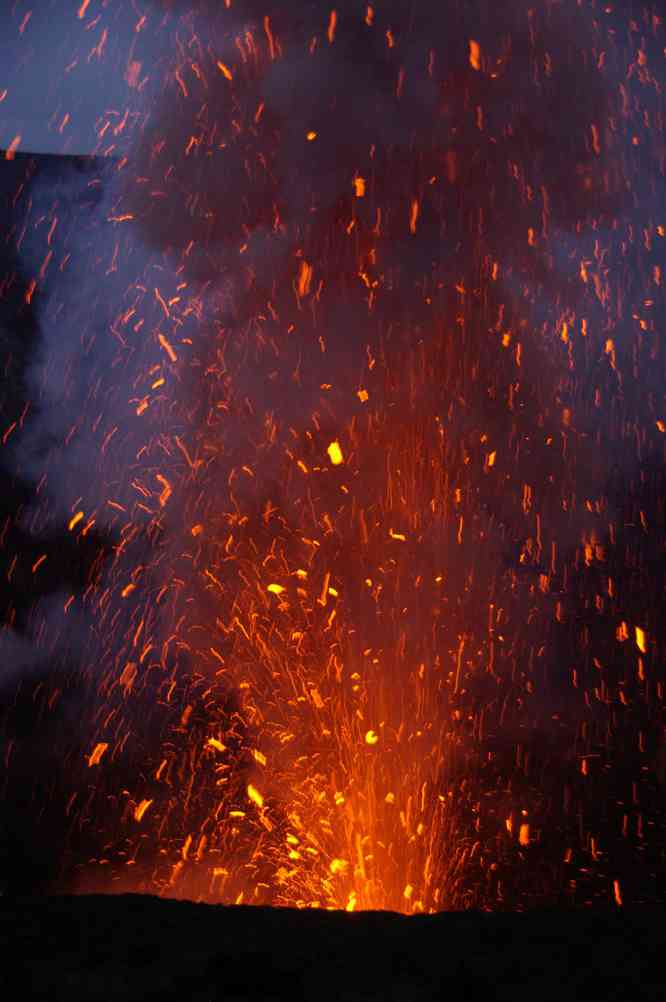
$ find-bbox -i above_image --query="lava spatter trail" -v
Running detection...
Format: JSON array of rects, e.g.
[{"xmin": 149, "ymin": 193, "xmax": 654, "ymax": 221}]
[{"xmin": 0, "ymin": 0, "xmax": 664, "ymax": 912}]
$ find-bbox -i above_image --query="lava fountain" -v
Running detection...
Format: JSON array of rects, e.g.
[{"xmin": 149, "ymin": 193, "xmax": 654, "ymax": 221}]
[{"xmin": 2, "ymin": 0, "xmax": 664, "ymax": 912}]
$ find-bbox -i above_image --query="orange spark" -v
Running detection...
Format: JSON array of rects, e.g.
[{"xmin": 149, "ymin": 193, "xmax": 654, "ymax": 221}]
[
  {"xmin": 134, "ymin": 800, "xmax": 153, "ymax": 823},
  {"xmin": 207, "ymin": 738, "xmax": 227, "ymax": 753},
  {"xmin": 5, "ymin": 135, "xmax": 21, "ymax": 161},
  {"xmin": 353, "ymin": 176, "xmax": 366, "ymax": 197},
  {"xmin": 327, "ymin": 10, "xmax": 337, "ymax": 44},
  {"xmin": 469, "ymin": 39, "xmax": 481, "ymax": 70},
  {"xmin": 68, "ymin": 511, "xmax": 84, "ymax": 531},
  {"xmin": 409, "ymin": 199, "xmax": 419, "ymax": 234},
  {"xmin": 217, "ymin": 61, "xmax": 233, "ymax": 80},
  {"xmin": 157, "ymin": 333, "xmax": 177, "ymax": 362},
  {"xmin": 263, "ymin": 16, "xmax": 275, "ymax": 60},
  {"xmin": 297, "ymin": 260, "xmax": 313, "ymax": 297},
  {"xmin": 87, "ymin": 743, "xmax": 108, "ymax": 767},
  {"xmin": 156, "ymin": 474, "xmax": 172, "ymax": 507}
]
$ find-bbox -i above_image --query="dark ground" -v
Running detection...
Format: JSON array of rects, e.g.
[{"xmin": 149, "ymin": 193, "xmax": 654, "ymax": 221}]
[{"xmin": 0, "ymin": 894, "xmax": 663, "ymax": 1002}]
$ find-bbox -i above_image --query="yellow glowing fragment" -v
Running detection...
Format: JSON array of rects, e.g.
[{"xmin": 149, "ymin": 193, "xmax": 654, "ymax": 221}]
[
  {"xmin": 469, "ymin": 39, "xmax": 481, "ymax": 70},
  {"xmin": 68, "ymin": 510, "xmax": 84, "ymax": 531},
  {"xmin": 306, "ymin": 131, "xmax": 317, "ymax": 141},
  {"xmin": 357, "ymin": 388, "xmax": 369, "ymax": 402},
  {"xmin": 403, "ymin": 884, "xmax": 413, "ymax": 900},
  {"xmin": 389, "ymin": 529, "xmax": 407, "ymax": 541},
  {"xmin": 346, "ymin": 891, "xmax": 357, "ymax": 912},
  {"xmin": 385, "ymin": 792, "xmax": 395, "ymax": 804},
  {"xmin": 327, "ymin": 440, "xmax": 344, "ymax": 465},
  {"xmin": 635, "ymin": 626, "xmax": 647, "ymax": 653},
  {"xmin": 487, "ymin": 451, "xmax": 496, "ymax": 468},
  {"xmin": 229, "ymin": 811, "xmax": 246, "ymax": 818},
  {"xmin": 252, "ymin": 748, "xmax": 267, "ymax": 766},
  {"xmin": 207, "ymin": 737, "xmax": 227, "ymax": 753},
  {"xmin": 365, "ymin": 729, "xmax": 379, "ymax": 745},
  {"xmin": 353, "ymin": 176, "xmax": 366, "ymax": 197},
  {"xmin": 134, "ymin": 799, "xmax": 153, "ymax": 822},
  {"xmin": 519, "ymin": 823, "xmax": 530, "ymax": 846},
  {"xmin": 267, "ymin": 583, "xmax": 285, "ymax": 595},
  {"xmin": 217, "ymin": 61, "xmax": 233, "ymax": 80},
  {"xmin": 656, "ymin": 420, "xmax": 665, "ymax": 433},
  {"xmin": 247, "ymin": 784, "xmax": 264, "ymax": 808},
  {"xmin": 295, "ymin": 568, "xmax": 308, "ymax": 579},
  {"xmin": 88, "ymin": 742, "xmax": 108, "ymax": 767},
  {"xmin": 330, "ymin": 858, "xmax": 349, "ymax": 874}
]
